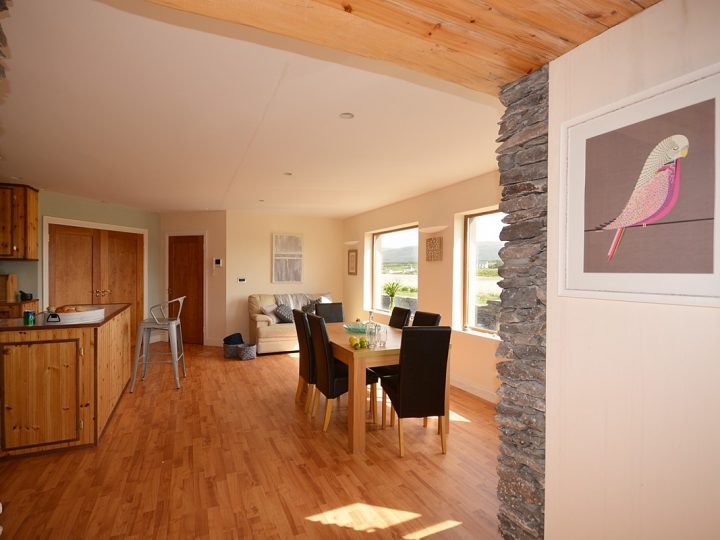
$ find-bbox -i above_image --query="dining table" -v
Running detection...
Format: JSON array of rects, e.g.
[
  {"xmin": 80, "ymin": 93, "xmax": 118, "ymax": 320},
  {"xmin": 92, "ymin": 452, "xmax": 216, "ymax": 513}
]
[{"xmin": 325, "ymin": 321, "xmax": 450, "ymax": 454}]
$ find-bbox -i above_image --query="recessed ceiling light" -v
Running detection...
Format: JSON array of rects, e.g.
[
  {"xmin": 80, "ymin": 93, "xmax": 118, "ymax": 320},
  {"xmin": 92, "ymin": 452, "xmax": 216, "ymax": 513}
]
[
  {"xmin": 339, "ymin": 112, "xmax": 355, "ymax": 119},
  {"xmin": 258, "ymin": 199, "xmax": 265, "ymax": 203},
  {"xmin": 283, "ymin": 172, "xmax": 293, "ymax": 176}
]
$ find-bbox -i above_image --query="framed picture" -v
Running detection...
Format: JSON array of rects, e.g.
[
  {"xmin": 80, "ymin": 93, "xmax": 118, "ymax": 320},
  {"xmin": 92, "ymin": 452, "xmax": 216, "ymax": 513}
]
[
  {"xmin": 559, "ymin": 64, "xmax": 720, "ymax": 306},
  {"xmin": 347, "ymin": 249, "xmax": 358, "ymax": 275},
  {"xmin": 272, "ymin": 233, "xmax": 303, "ymax": 283}
]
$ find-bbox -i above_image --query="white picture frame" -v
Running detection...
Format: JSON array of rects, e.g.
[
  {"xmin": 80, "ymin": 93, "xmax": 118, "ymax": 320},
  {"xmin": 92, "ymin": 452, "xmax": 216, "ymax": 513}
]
[
  {"xmin": 559, "ymin": 64, "xmax": 720, "ymax": 306},
  {"xmin": 272, "ymin": 233, "xmax": 303, "ymax": 283}
]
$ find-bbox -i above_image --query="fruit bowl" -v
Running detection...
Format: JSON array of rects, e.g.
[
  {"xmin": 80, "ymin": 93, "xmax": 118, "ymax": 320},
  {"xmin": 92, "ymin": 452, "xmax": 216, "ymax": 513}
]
[{"xmin": 343, "ymin": 322, "xmax": 367, "ymax": 334}]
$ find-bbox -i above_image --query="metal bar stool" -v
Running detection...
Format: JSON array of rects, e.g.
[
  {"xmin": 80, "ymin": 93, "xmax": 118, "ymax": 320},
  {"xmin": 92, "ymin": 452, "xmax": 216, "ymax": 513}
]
[{"xmin": 130, "ymin": 296, "xmax": 186, "ymax": 391}]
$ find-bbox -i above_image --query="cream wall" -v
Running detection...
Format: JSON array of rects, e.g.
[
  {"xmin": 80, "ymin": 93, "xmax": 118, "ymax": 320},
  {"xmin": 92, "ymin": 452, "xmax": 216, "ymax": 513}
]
[
  {"xmin": 342, "ymin": 172, "xmax": 502, "ymax": 402},
  {"xmin": 546, "ymin": 1, "xmax": 720, "ymax": 538},
  {"xmin": 160, "ymin": 211, "xmax": 227, "ymax": 346},
  {"xmin": 225, "ymin": 211, "xmax": 344, "ymax": 343}
]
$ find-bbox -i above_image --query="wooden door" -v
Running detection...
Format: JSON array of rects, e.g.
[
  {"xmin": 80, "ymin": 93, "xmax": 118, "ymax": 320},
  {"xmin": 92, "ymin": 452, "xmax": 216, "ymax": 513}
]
[
  {"xmin": 168, "ymin": 235, "xmax": 204, "ymax": 344},
  {"xmin": 48, "ymin": 224, "xmax": 143, "ymax": 338},
  {"xmin": 102, "ymin": 230, "xmax": 143, "ymax": 340},
  {"xmin": 49, "ymin": 225, "xmax": 99, "ymax": 307}
]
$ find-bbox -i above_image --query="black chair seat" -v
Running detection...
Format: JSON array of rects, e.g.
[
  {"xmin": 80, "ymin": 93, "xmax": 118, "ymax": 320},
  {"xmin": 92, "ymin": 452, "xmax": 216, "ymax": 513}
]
[{"xmin": 368, "ymin": 364, "xmax": 399, "ymax": 378}]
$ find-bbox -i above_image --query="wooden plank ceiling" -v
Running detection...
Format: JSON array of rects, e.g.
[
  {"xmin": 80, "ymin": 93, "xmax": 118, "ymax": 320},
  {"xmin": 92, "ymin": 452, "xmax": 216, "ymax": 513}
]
[{"xmin": 145, "ymin": 0, "xmax": 661, "ymax": 95}]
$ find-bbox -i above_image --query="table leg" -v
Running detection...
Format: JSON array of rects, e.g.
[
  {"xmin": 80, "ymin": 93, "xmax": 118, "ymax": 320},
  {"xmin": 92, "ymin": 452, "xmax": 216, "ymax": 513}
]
[{"xmin": 347, "ymin": 356, "xmax": 366, "ymax": 453}]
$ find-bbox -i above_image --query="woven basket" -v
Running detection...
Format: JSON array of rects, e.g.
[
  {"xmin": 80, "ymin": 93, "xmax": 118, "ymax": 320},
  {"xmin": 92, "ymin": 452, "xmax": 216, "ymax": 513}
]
[
  {"xmin": 223, "ymin": 344, "xmax": 240, "ymax": 358},
  {"xmin": 237, "ymin": 344, "xmax": 256, "ymax": 360}
]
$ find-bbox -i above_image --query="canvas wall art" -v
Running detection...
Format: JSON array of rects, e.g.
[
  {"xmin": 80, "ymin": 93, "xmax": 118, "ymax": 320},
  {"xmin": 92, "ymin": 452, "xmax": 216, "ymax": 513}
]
[
  {"xmin": 272, "ymin": 233, "xmax": 303, "ymax": 283},
  {"xmin": 560, "ymin": 65, "xmax": 720, "ymax": 305}
]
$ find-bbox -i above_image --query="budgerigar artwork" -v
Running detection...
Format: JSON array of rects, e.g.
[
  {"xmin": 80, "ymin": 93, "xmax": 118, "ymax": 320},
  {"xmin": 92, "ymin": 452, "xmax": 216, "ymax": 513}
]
[
  {"xmin": 582, "ymin": 98, "xmax": 714, "ymax": 275},
  {"xmin": 598, "ymin": 134, "xmax": 690, "ymax": 261}
]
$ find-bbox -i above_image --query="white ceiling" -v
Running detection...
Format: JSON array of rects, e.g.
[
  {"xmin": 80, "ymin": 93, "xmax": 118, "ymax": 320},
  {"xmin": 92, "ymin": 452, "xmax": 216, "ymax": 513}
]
[{"xmin": 0, "ymin": 0, "xmax": 503, "ymax": 218}]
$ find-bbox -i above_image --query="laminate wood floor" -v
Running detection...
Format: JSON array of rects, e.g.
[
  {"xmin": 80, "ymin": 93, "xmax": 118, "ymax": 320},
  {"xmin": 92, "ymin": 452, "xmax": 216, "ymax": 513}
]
[{"xmin": 0, "ymin": 344, "xmax": 500, "ymax": 539}]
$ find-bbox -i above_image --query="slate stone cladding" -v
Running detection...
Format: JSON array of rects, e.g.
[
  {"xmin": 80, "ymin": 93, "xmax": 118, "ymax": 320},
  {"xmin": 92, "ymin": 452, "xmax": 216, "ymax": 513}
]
[{"xmin": 495, "ymin": 65, "xmax": 548, "ymax": 540}]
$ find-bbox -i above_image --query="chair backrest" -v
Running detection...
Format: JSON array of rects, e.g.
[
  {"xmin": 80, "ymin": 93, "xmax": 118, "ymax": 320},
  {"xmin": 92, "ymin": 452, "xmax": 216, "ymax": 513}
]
[
  {"xmin": 307, "ymin": 313, "xmax": 338, "ymax": 397},
  {"xmin": 412, "ymin": 311, "xmax": 442, "ymax": 326},
  {"xmin": 388, "ymin": 306, "xmax": 411, "ymax": 328},
  {"xmin": 315, "ymin": 302, "xmax": 344, "ymax": 323},
  {"xmin": 150, "ymin": 296, "xmax": 186, "ymax": 323},
  {"xmin": 397, "ymin": 326, "xmax": 451, "ymax": 418},
  {"xmin": 292, "ymin": 309, "xmax": 315, "ymax": 384}
]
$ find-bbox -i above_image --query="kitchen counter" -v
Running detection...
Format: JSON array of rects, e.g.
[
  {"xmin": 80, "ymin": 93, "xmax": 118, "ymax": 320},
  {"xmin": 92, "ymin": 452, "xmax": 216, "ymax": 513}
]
[
  {"xmin": 0, "ymin": 303, "xmax": 132, "ymax": 458},
  {"xmin": 0, "ymin": 303, "xmax": 127, "ymax": 330}
]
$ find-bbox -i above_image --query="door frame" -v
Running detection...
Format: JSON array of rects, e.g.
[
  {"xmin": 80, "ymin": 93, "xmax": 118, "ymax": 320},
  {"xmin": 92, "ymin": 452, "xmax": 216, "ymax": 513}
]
[
  {"xmin": 42, "ymin": 216, "xmax": 149, "ymax": 319},
  {"xmin": 165, "ymin": 232, "xmax": 207, "ymax": 345}
]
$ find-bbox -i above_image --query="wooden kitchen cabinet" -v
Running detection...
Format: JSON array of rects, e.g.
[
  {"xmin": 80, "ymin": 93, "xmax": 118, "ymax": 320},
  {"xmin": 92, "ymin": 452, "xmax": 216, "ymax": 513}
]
[
  {"xmin": 0, "ymin": 304, "xmax": 131, "ymax": 457},
  {"xmin": 0, "ymin": 183, "xmax": 39, "ymax": 260},
  {"xmin": 0, "ymin": 299, "xmax": 40, "ymax": 319},
  {"xmin": 2, "ymin": 339, "xmax": 81, "ymax": 450}
]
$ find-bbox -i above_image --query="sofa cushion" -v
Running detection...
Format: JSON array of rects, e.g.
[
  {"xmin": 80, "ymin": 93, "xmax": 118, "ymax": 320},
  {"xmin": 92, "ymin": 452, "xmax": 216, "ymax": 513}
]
[
  {"xmin": 261, "ymin": 304, "xmax": 280, "ymax": 323},
  {"xmin": 275, "ymin": 303, "xmax": 294, "ymax": 323}
]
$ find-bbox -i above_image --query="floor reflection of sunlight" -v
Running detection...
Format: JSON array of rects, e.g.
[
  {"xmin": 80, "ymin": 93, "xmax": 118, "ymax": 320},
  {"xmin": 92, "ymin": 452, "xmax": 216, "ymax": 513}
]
[
  {"xmin": 449, "ymin": 410, "xmax": 471, "ymax": 423},
  {"xmin": 306, "ymin": 503, "xmax": 420, "ymax": 532},
  {"xmin": 403, "ymin": 520, "xmax": 463, "ymax": 539}
]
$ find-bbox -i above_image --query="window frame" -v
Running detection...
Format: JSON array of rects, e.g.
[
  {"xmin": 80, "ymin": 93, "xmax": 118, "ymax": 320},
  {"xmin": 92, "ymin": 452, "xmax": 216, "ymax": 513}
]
[
  {"xmin": 371, "ymin": 225, "xmax": 419, "ymax": 313},
  {"xmin": 463, "ymin": 210, "xmax": 503, "ymax": 334}
]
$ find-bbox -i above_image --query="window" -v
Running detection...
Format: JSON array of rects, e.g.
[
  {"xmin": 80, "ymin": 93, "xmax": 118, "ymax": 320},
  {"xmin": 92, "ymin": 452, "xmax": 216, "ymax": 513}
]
[
  {"xmin": 372, "ymin": 227, "xmax": 418, "ymax": 313},
  {"xmin": 464, "ymin": 211, "xmax": 505, "ymax": 332}
]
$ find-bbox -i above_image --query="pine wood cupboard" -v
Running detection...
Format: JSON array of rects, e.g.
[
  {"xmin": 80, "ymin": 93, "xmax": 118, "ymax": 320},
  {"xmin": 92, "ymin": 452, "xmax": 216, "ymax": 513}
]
[
  {"xmin": 0, "ymin": 304, "xmax": 131, "ymax": 457},
  {"xmin": 0, "ymin": 183, "xmax": 39, "ymax": 260}
]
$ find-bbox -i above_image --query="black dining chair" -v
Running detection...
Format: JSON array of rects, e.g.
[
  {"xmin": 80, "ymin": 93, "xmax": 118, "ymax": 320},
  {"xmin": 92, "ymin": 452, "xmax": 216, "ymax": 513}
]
[
  {"xmin": 388, "ymin": 306, "xmax": 411, "ymax": 328},
  {"xmin": 315, "ymin": 302, "xmax": 344, "ymax": 323},
  {"xmin": 412, "ymin": 311, "xmax": 442, "ymax": 326},
  {"xmin": 373, "ymin": 309, "xmax": 443, "ymax": 422},
  {"xmin": 292, "ymin": 309, "xmax": 316, "ymax": 414},
  {"xmin": 381, "ymin": 326, "xmax": 451, "ymax": 457},
  {"xmin": 307, "ymin": 314, "xmax": 379, "ymax": 431}
]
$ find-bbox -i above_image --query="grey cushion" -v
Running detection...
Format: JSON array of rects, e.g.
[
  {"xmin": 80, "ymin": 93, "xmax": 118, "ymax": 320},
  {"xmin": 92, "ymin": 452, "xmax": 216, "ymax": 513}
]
[
  {"xmin": 301, "ymin": 301, "xmax": 316, "ymax": 315},
  {"xmin": 261, "ymin": 304, "xmax": 280, "ymax": 323},
  {"xmin": 275, "ymin": 304, "xmax": 294, "ymax": 323}
]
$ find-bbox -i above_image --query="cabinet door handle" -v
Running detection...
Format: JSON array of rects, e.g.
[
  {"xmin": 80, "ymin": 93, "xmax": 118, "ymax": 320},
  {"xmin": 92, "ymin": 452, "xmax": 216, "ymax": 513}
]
[
  {"xmin": 95, "ymin": 290, "xmax": 102, "ymax": 297},
  {"xmin": 12, "ymin": 245, "xmax": 17, "ymax": 252}
]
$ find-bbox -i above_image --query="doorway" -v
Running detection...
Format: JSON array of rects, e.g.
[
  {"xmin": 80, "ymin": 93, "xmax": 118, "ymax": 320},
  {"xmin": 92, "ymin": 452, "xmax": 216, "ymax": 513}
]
[
  {"xmin": 168, "ymin": 235, "xmax": 204, "ymax": 344},
  {"xmin": 48, "ymin": 223, "xmax": 144, "ymax": 339}
]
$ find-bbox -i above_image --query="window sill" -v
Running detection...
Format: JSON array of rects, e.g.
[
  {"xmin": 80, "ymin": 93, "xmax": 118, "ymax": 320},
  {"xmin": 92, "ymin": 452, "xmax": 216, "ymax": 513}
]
[{"xmin": 458, "ymin": 327, "xmax": 501, "ymax": 341}]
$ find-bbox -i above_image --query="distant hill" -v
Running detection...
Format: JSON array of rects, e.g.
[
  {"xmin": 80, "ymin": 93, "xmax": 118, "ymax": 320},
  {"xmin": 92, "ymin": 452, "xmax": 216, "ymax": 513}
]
[
  {"xmin": 476, "ymin": 241, "xmax": 504, "ymax": 261},
  {"xmin": 381, "ymin": 241, "xmax": 503, "ymax": 263},
  {"xmin": 382, "ymin": 245, "xmax": 418, "ymax": 263}
]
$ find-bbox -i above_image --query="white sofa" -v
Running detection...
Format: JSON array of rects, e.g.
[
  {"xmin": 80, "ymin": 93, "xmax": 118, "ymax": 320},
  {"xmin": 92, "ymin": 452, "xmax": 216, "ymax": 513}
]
[{"xmin": 248, "ymin": 293, "xmax": 331, "ymax": 354}]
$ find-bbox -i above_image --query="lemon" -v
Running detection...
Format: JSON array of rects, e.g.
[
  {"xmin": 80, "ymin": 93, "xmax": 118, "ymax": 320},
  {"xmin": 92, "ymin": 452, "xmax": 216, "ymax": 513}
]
[{"xmin": 349, "ymin": 336, "xmax": 359, "ymax": 346}]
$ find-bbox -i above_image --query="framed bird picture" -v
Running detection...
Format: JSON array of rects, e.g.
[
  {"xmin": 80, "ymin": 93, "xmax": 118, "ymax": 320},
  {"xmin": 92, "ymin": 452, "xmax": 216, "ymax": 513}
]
[{"xmin": 560, "ymin": 63, "xmax": 720, "ymax": 306}]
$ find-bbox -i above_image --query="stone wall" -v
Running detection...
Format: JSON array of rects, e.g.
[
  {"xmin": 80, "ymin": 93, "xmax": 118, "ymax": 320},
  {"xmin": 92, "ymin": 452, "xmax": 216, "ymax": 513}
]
[{"xmin": 494, "ymin": 65, "xmax": 548, "ymax": 540}]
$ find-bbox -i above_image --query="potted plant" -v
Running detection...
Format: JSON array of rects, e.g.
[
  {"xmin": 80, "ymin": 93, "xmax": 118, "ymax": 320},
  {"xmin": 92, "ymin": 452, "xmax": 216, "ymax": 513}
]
[{"xmin": 383, "ymin": 280, "xmax": 401, "ymax": 310}]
